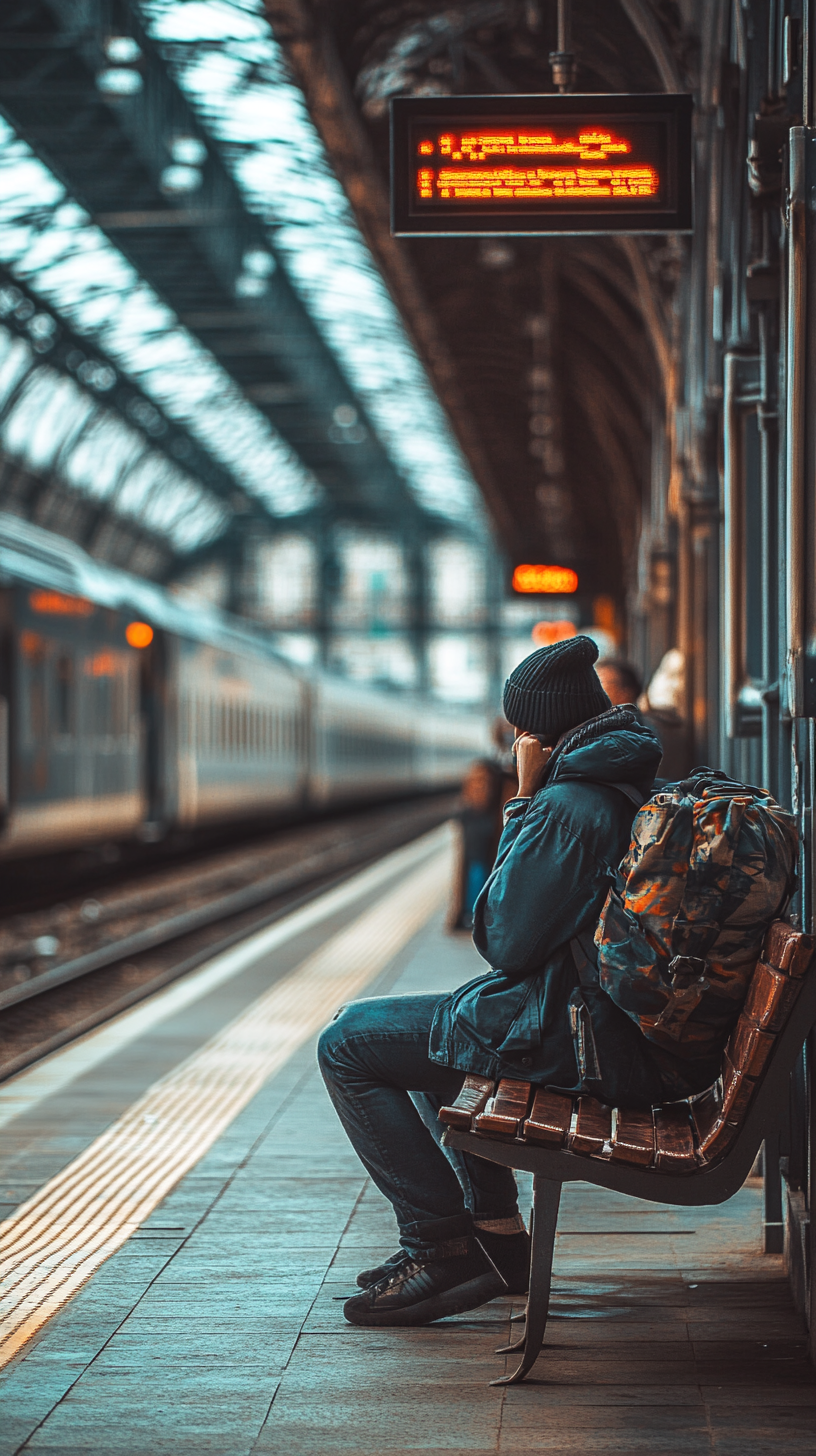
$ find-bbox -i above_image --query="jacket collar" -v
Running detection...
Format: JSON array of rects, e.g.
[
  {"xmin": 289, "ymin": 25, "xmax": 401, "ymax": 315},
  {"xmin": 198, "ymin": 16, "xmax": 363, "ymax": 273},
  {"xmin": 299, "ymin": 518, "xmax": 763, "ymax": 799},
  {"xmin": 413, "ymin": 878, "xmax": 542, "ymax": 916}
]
[{"xmin": 543, "ymin": 705, "xmax": 646, "ymax": 788}]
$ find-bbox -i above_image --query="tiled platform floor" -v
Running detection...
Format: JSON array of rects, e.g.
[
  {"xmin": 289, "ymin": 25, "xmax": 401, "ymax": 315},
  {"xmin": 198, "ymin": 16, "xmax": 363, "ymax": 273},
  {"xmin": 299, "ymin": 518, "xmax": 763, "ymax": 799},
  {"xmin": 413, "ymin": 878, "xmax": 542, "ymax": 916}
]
[{"xmin": 2, "ymin": 903, "xmax": 814, "ymax": 1455}]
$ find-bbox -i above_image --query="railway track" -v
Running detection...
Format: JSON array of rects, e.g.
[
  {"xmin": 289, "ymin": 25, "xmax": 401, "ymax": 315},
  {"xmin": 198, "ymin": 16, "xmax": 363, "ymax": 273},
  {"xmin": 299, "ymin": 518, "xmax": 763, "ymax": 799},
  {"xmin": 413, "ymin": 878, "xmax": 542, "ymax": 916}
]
[{"xmin": 0, "ymin": 795, "xmax": 457, "ymax": 1081}]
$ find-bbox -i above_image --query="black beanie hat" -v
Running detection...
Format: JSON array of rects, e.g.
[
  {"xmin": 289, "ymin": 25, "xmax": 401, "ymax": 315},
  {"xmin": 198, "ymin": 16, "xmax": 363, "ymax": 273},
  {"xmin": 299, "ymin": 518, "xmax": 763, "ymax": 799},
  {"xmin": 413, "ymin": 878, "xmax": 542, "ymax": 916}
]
[{"xmin": 503, "ymin": 635, "xmax": 612, "ymax": 737}]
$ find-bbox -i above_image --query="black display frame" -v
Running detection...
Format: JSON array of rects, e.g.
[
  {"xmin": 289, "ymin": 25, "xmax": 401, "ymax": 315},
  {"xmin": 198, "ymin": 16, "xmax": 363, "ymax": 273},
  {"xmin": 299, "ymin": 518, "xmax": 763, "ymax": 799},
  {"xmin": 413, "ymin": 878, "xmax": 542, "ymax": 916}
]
[{"xmin": 390, "ymin": 93, "xmax": 693, "ymax": 236}]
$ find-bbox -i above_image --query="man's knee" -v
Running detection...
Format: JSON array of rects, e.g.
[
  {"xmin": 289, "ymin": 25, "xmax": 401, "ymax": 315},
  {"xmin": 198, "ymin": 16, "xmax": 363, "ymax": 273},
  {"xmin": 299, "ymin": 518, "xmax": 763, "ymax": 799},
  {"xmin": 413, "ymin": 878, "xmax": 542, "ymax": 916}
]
[
  {"xmin": 316, "ymin": 1013, "xmax": 345, "ymax": 1077},
  {"xmin": 317, "ymin": 997, "xmax": 379, "ymax": 1077}
]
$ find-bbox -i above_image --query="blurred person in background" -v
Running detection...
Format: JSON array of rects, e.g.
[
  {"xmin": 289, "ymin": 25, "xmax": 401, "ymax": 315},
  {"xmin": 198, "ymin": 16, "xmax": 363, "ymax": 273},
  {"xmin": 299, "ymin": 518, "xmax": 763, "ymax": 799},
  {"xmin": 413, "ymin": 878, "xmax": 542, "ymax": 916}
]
[
  {"xmin": 449, "ymin": 759, "xmax": 504, "ymax": 932},
  {"xmin": 597, "ymin": 652, "xmax": 690, "ymax": 778},
  {"xmin": 449, "ymin": 721, "xmax": 518, "ymax": 932},
  {"xmin": 595, "ymin": 658, "xmax": 644, "ymax": 712},
  {"xmin": 640, "ymin": 649, "xmax": 689, "ymax": 779}
]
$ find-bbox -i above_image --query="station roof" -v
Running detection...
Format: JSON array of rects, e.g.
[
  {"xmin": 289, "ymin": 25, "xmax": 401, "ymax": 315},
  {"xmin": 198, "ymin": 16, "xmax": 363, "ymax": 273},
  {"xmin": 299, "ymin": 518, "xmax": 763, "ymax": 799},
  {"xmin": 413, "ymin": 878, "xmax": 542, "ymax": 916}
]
[
  {"xmin": 0, "ymin": 0, "xmax": 489, "ymax": 586},
  {"xmin": 138, "ymin": 0, "xmax": 484, "ymax": 526}
]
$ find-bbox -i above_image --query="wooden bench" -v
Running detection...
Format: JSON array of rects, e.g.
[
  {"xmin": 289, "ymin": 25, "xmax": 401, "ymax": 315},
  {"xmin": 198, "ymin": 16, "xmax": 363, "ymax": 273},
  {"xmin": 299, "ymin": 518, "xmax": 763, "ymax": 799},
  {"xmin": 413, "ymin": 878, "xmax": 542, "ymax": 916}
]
[{"xmin": 439, "ymin": 921, "xmax": 816, "ymax": 1385}]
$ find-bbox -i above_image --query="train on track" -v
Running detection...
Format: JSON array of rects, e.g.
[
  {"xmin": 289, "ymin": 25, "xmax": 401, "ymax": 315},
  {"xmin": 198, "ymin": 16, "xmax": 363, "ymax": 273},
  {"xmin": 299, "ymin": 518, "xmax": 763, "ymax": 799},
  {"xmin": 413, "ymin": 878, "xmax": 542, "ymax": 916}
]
[{"xmin": 0, "ymin": 513, "xmax": 488, "ymax": 858}]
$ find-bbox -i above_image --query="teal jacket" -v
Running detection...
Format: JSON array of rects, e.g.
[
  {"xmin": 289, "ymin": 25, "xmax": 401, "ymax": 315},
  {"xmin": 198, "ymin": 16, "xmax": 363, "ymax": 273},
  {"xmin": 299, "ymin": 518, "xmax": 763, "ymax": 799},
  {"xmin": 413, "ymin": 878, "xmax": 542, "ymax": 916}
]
[{"xmin": 429, "ymin": 708, "xmax": 665, "ymax": 1100}]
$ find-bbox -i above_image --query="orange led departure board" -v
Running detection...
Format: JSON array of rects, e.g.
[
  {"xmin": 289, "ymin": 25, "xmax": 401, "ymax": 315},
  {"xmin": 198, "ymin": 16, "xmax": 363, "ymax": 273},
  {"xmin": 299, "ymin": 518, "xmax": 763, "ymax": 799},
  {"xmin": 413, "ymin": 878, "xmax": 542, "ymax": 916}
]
[{"xmin": 392, "ymin": 95, "xmax": 692, "ymax": 236}]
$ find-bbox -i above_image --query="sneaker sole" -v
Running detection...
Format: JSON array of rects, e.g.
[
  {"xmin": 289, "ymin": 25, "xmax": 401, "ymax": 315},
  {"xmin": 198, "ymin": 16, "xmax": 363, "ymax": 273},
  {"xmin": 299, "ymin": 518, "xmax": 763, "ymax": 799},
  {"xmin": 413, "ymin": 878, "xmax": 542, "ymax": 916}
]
[
  {"xmin": 343, "ymin": 1271, "xmax": 505, "ymax": 1327},
  {"xmin": 356, "ymin": 1270, "xmax": 527, "ymax": 1293}
]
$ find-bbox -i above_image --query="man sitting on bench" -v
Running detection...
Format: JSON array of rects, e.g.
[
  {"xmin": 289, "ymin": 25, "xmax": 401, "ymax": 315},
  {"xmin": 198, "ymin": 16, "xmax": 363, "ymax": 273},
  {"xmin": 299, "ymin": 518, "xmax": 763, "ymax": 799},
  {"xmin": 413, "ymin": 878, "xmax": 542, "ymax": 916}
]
[{"xmin": 318, "ymin": 635, "xmax": 663, "ymax": 1327}]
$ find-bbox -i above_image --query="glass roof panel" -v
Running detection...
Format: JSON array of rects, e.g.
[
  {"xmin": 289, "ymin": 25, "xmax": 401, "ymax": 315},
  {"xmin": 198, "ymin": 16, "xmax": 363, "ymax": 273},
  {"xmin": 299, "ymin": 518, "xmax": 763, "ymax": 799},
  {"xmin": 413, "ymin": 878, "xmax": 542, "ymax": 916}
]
[
  {"xmin": 62, "ymin": 409, "xmax": 147, "ymax": 500},
  {"xmin": 138, "ymin": 0, "xmax": 486, "ymax": 530},
  {"xmin": 0, "ymin": 330, "xmax": 31, "ymax": 403},
  {"xmin": 0, "ymin": 117, "xmax": 322, "ymax": 520},
  {"xmin": 0, "ymin": 326, "xmax": 228, "ymax": 551}
]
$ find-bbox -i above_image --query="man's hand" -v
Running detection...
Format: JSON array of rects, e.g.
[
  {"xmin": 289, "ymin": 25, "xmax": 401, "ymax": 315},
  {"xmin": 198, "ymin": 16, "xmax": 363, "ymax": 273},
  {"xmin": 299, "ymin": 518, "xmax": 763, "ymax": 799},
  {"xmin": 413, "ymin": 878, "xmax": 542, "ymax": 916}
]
[{"xmin": 513, "ymin": 734, "xmax": 552, "ymax": 798}]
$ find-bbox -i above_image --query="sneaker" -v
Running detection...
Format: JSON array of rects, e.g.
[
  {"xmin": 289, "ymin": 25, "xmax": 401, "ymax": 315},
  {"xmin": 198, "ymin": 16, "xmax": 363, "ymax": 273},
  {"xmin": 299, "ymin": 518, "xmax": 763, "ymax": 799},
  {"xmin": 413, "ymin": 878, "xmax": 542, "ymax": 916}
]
[
  {"xmin": 357, "ymin": 1227, "xmax": 530, "ymax": 1295},
  {"xmin": 344, "ymin": 1235, "xmax": 506, "ymax": 1327},
  {"xmin": 356, "ymin": 1250, "xmax": 412, "ymax": 1289}
]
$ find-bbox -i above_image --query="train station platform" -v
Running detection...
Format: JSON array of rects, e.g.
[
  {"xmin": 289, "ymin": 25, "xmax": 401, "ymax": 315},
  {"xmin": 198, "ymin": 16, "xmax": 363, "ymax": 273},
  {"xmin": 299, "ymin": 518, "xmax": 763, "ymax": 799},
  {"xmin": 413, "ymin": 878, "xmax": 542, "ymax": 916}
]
[{"xmin": 1, "ymin": 825, "xmax": 814, "ymax": 1455}]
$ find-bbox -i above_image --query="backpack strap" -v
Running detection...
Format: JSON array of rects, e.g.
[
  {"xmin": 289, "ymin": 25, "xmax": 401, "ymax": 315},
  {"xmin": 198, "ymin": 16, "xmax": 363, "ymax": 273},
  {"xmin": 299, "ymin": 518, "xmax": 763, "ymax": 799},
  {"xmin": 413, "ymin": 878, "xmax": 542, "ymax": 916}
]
[
  {"xmin": 607, "ymin": 782, "xmax": 647, "ymax": 809},
  {"xmin": 570, "ymin": 929, "xmax": 600, "ymax": 988}
]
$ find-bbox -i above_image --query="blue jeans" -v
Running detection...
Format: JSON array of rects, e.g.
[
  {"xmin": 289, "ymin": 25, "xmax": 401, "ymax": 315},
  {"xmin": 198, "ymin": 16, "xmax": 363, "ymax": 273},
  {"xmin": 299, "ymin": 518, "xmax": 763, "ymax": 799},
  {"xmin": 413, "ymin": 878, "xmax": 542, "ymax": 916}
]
[{"xmin": 317, "ymin": 993, "xmax": 519, "ymax": 1254}]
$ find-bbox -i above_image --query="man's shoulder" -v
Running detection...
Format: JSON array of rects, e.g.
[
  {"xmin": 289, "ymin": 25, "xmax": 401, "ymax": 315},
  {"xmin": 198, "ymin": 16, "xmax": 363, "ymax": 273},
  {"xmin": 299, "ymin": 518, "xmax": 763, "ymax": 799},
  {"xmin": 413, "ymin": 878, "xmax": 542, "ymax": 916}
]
[
  {"xmin": 527, "ymin": 776, "xmax": 628, "ymax": 838},
  {"xmin": 533, "ymin": 774, "xmax": 622, "ymax": 811}
]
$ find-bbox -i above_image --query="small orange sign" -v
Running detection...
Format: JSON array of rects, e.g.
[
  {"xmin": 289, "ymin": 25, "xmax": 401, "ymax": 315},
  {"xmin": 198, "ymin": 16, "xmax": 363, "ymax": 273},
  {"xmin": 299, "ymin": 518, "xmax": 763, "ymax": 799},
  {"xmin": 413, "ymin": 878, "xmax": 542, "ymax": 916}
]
[
  {"xmin": 512, "ymin": 564, "xmax": 578, "ymax": 594},
  {"xmin": 531, "ymin": 620, "xmax": 576, "ymax": 646}
]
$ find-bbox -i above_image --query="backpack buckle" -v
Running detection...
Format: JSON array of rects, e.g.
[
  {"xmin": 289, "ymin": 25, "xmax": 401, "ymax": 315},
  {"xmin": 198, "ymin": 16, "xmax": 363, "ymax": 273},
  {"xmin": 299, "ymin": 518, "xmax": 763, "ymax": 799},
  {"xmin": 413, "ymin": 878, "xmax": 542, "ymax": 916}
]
[
  {"xmin": 667, "ymin": 955, "xmax": 710, "ymax": 989},
  {"xmin": 653, "ymin": 956, "xmax": 712, "ymax": 1034}
]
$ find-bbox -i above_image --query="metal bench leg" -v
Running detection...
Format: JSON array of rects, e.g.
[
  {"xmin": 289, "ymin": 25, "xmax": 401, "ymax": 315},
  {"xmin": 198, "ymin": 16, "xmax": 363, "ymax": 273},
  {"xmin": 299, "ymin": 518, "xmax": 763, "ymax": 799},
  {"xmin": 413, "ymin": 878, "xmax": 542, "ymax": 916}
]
[{"xmin": 491, "ymin": 1175, "xmax": 561, "ymax": 1386}]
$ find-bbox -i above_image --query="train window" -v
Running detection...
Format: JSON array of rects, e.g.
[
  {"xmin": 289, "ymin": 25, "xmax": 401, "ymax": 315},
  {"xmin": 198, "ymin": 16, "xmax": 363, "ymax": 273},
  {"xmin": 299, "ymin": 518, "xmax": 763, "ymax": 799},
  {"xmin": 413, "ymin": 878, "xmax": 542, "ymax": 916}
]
[
  {"xmin": 95, "ymin": 675, "xmax": 112, "ymax": 735},
  {"xmin": 27, "ymin": 661, "xmax": 46, "ymax": 745},
  {"xmin": 55, "ymin": 654, "xmax": 73, "ymax": 735}
]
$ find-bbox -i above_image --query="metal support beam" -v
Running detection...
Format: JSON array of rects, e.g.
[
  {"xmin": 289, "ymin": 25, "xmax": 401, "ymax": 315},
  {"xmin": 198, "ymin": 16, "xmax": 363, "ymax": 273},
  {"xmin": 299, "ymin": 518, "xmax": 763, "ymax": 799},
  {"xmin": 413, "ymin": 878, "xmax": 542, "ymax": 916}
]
[{"xmin": 0, "ymin": 0, "xmax": 422, "ymax": 526}]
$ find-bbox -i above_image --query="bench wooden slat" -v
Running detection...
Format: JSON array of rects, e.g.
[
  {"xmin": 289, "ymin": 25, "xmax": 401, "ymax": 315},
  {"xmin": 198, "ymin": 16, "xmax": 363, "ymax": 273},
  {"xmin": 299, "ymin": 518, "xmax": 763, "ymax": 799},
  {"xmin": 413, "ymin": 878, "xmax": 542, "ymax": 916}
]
[
  {"xmin": 475, "ymin": 1078, "xmax": 533, "ymax": 1137},
  {"xmin": 610, "ymin": 1107, "xmax": 655, "ymax": 1166},
  {"xmin": 438, "ymin": 1075, "xmax": 495, "ymax": 1129},
  {"xmin": 653, "ymin": 1105, "xmax": 697, "ymax": 1171},
  {"xmin": 764, "ymin": 923, "xmax": 814, "ymax": 976},
  {"xmin": 720, "ymin": 1049, "xmax": 756, "ymax": 1125},
  {"xmin": 690, "ymin": 1082, "xmax": 734, "ymax": 1160},
  {"xmin": 523, "ymin": 1089, "xmax": 573, "ymax": 1146},
  {"xmin": 569, "ymin": 1097, "xmax": 612, "ymax": 1155},
  {"xmin": 727, "ymin": 1015, "xmax": 776, "ymax": 1078},
  {"xmin": 743, "ymin": 962, "xmax": 801, "ymax": 1031}
]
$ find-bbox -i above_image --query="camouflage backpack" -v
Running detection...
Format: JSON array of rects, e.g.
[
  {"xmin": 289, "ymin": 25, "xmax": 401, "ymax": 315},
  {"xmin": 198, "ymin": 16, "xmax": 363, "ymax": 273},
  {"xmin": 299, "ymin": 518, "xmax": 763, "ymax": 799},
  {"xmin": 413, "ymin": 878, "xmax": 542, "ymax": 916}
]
[{"xmin": 594, "ymin": 768, "xmax": 798, "ymax": 1066}]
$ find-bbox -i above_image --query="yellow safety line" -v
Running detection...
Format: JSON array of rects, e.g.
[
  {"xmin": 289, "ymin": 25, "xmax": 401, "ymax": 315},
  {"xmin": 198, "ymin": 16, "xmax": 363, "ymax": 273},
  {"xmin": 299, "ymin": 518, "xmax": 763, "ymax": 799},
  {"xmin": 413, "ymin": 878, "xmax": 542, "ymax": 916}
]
[{"xmin": 0, "ymin": 846, "xmax": 450, "ymax": 1367}]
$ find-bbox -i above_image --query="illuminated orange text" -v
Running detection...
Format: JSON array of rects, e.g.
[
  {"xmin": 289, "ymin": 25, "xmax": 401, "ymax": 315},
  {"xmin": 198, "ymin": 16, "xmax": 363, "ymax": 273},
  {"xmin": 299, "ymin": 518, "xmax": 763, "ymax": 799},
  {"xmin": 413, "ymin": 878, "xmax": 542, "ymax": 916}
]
[
  {"xmin": 513, "ymin": 564, "xmax": 579, "ymax": 594},
  {"xmin": 436, "ymin": 129, "xmax": 632, "ymax": 159},
  {"xmin": 29, "ymin": 590, "xmax": 94, "ymax": 617},
  {"xmin": 415, "ymin": 129, "xmax": 658, "ymax": 204}
]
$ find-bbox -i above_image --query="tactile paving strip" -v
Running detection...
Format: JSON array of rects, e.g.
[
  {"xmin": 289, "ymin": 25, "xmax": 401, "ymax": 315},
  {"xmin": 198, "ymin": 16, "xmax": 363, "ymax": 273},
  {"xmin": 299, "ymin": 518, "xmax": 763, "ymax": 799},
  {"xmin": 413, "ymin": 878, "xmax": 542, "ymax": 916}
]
[{"xmin": 0, "ymin": 845, "xmax": 449, "ymax": 1367}]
